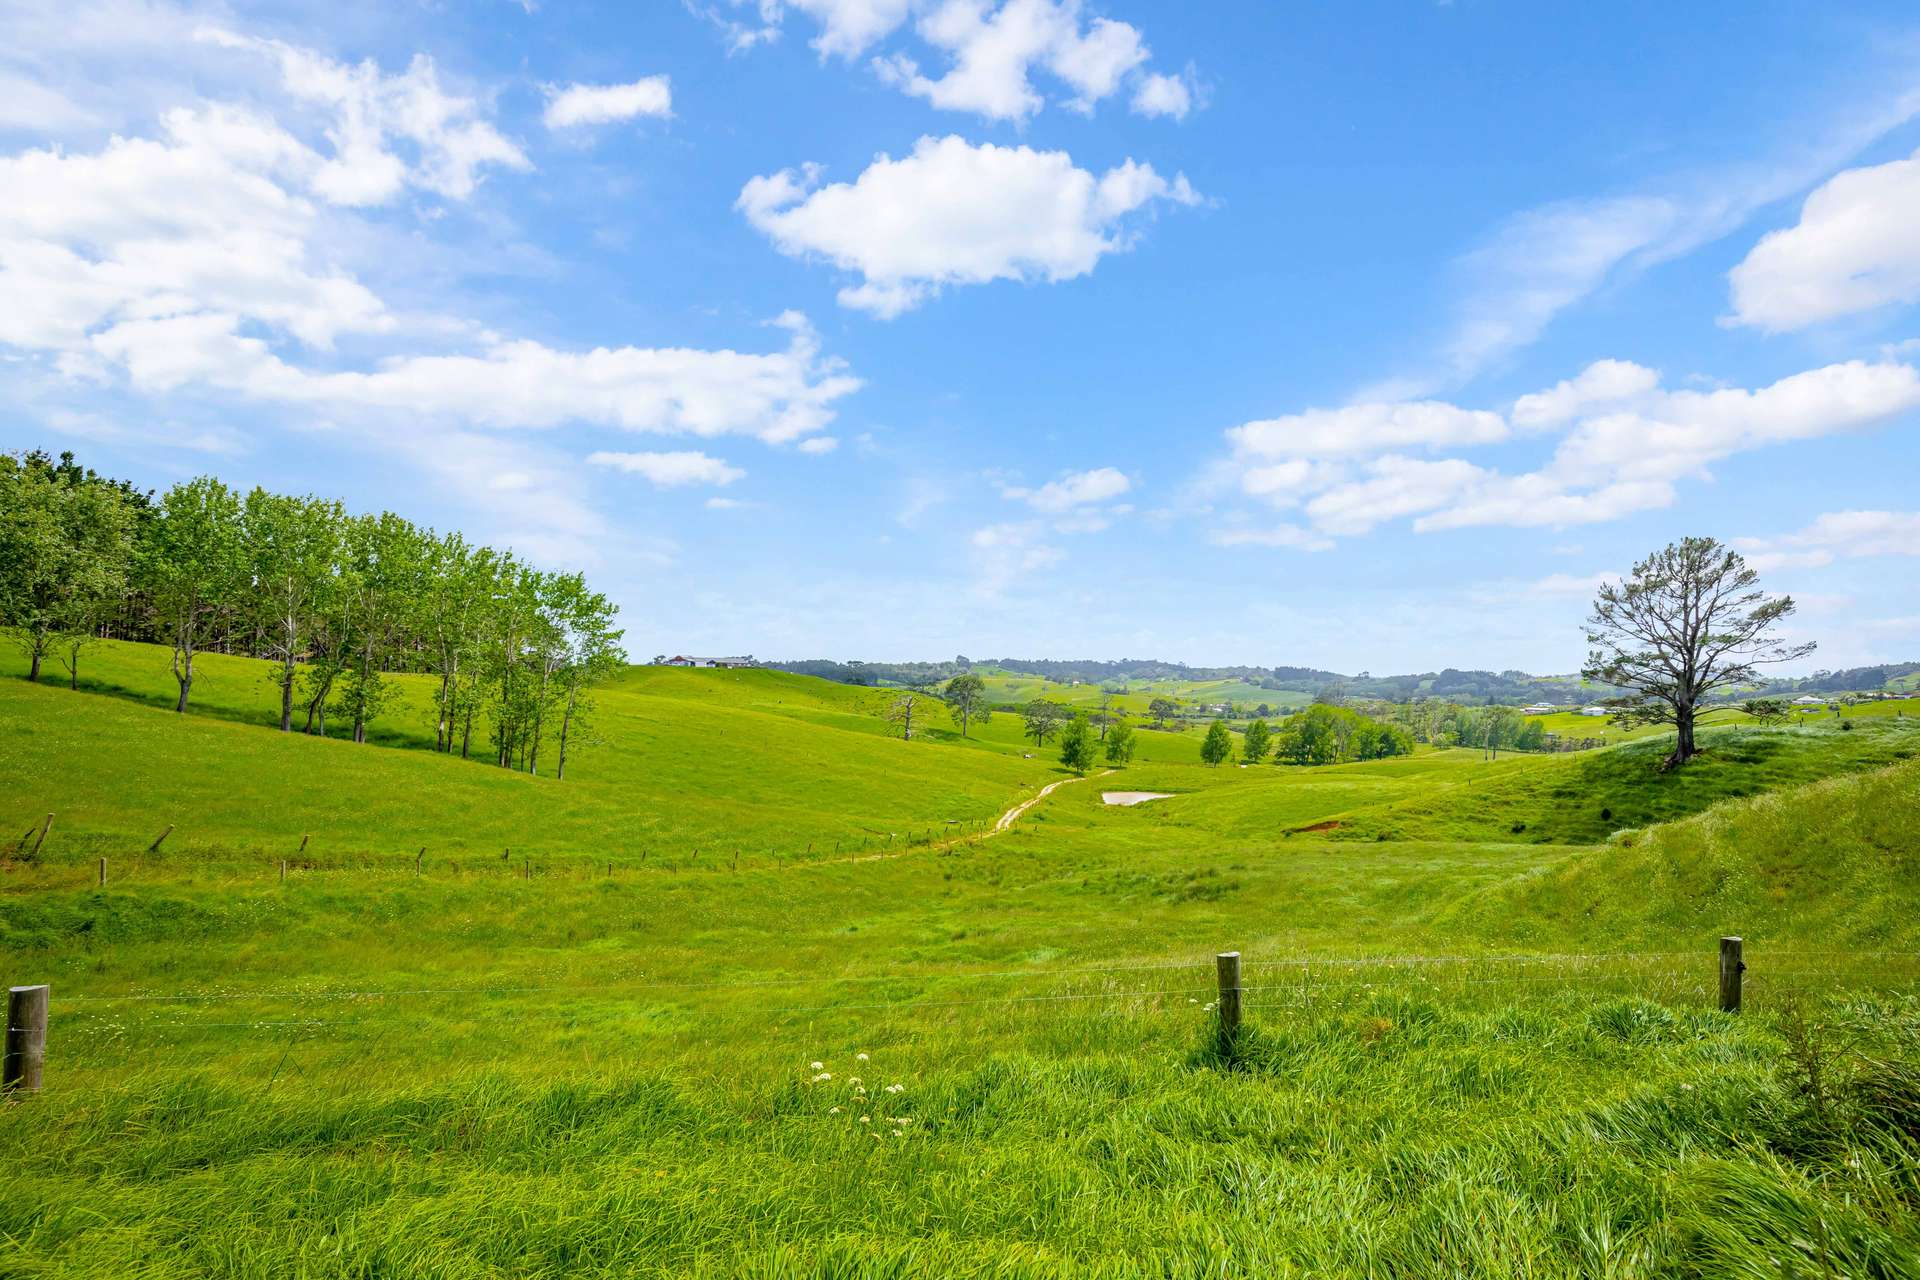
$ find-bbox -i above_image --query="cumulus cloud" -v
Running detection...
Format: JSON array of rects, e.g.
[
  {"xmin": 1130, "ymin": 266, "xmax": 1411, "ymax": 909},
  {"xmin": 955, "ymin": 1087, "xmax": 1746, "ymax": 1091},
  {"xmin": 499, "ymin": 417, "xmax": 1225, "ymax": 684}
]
[
  {"xmin": 1212, "ymin": 357, "xmax": 1920, "ymax": 544},
  {"xmin": 588, "ymin": 450, "xmax": 745, "ymax": 487},
  {"xmin": 1510, "ymin": 359, "xmax": 1661, "ymax": 431},
  {"xmin": 738, "ymin": 135, "xmax": 1199, "ymax": 316},
  {"xmin": 1734, "ymin": 510, "xmax": 1920, "ymax": 571},
  {"xmin": 1130, "ymin": 69, "xmax": 1192, "ymax": 119},
  {"xmin": 715, "ymin": 0, "xmax": 1193, "ymax": 123},
  {"xmin": 1002, "ymin": 465, "xmax": 1130, "ymax": 512},
  {"xmin": 1228, "ymin": 401, "xmax": 1507, "ymax": 463},
  {"xmin": 0, "ymin": 26, "xmax": 862, "ymax": 527},
  {"xmin": 197, "ymin": 27, "xmax": 528, "ymax": 204},
  {"xmin": 543, "ymin": 76, "xmax": 673, "ymax": 128},
  {"xmin": 1728, "ymin": 148, "xmax": 1920, "ymax": 331}
]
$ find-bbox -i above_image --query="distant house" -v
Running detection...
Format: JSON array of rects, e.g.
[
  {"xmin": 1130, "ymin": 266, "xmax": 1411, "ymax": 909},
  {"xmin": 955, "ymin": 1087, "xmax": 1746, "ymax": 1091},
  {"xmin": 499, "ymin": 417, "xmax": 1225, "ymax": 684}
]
[
  {"xmin": 1792, "ymin": 695, "xmax": 1825, "ymax": 706},
  {"xmin": 1520, "ymin": 703, "xmax": 1557, "ymax": 716},
  {"xmin": 660, "ymin": 655, "xmax": 756, "ymax": 669},
  {"xmin": 1579, "ymin": 706, "xmax": 1609, "ymax": 717}
]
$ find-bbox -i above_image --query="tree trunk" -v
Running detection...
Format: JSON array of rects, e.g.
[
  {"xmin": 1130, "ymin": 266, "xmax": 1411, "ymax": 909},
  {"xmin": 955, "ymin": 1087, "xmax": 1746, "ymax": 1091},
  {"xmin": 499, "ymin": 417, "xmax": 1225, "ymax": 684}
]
[
  {"xmin": 557, "ymin": 684, "xmax": 576, "ymax": 781},
  {"xmin": 280, "ymin": 661, "xmax": 295, "ymax": 732},
  {"xmin": 1667, "ymin": 704, "xmax": 1697, "ymax": 769},
  {"xmin": 173, "ymin": 644, "xmax": 193, "ymax": 713},
  {"xmin": 27, "ymin": 642, "xmax": 41, "ymax": 682},
  {"xmin": 461, "ymin": 704, "xmax": 474, "ymax": 759}
]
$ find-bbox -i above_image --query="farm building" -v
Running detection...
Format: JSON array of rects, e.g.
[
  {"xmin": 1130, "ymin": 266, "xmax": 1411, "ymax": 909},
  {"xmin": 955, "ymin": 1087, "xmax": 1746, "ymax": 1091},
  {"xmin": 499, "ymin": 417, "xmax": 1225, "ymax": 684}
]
[
  {"xmin": 1520, "ymin": 703, "xmax": 1557, "ymax": 716},
  {"xmin": 659, "ymin": 655, "xmax": 757, "ymax": 669},
  {"xmin": 1579, "ymin": 706, "xmax": 1609, "ymax": 717}
]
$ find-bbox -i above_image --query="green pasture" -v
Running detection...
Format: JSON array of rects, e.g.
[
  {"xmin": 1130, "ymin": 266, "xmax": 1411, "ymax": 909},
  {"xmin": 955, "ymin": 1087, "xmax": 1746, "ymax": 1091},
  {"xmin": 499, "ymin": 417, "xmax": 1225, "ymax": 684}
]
[{"xmin": 1, "ymin": 644, "xmax": 1918, "ymax": 1276}]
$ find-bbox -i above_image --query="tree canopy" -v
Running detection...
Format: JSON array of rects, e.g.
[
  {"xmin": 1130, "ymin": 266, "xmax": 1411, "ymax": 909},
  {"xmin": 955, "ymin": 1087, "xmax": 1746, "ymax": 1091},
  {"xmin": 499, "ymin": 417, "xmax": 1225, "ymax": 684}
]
[{"xmin": 1585, "ymin": 536, "xmax": 1812, "ymax": 768}]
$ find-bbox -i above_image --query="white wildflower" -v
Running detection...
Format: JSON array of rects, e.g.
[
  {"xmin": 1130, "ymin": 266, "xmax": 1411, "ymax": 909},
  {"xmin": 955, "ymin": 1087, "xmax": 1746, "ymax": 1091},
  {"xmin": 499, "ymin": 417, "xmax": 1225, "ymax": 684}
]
[
  {"xmin": 859, "ymin": 1115, "xmax": 871, "ymax": 1124},
  {"xmin": 810, "ymin": 1061, "xmax": 824, "ymax": 1071},
  {"xmin": 855, "ymin": 1052, "xmax": 870, "ymax": 1062}
]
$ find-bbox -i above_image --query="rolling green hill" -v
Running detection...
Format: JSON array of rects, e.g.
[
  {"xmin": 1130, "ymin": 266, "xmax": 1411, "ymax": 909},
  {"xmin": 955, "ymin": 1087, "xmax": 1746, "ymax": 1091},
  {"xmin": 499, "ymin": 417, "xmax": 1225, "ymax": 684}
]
[
  {"xmin": 0, "ymin": 641, "xmax": 1059, "ymax": 866},
  {"xmin": 3, "ymin": 651, "xmax": 1918, "ymax": 1277}
]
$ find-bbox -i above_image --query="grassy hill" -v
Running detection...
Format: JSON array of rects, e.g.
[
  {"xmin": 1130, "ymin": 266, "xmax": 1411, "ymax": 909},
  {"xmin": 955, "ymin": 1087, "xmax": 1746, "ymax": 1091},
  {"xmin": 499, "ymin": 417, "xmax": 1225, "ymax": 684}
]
[
  {"xmin": 1318, "ymin": 721, "xmax": 1920, "ymax": 844},
  {"xmin": 2, "ymin": 654, "xmax": 1917, "ymax": 1276},
  {"xmin": 1437, "ymin": 754, "xmax": 1920, "ymax": 949},
  {"xmin": 0, "ymin": 641, "xmax": 1064, "ymax": 867}
]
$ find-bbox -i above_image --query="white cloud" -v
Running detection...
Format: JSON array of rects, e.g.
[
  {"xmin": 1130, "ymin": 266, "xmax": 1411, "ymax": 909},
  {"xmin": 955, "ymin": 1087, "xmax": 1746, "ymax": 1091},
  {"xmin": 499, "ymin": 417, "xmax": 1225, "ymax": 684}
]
[
  {"xmin": 80, "ymin": 311, "xmax": 861, "ymax": 443},
  {"xmin": 1002, "ymin": 465, "xmax": 1130, "ymax": 512},
  {"xmin": 739, "ymin": 135, "xmax": 1198, "ymax": 316},
  {"xmin": 588, "ymin": 450, "xmax": 746, "ymax": 487},
  {"xmin": 543, "ymin": 76, "xmax": 673, "ymax": 128},
  {"xmin": 797, "ymin": 434, "xmax": 839, "ymax": 454},
  {"xmin": 721, "ymin": 0, "xmax": 1192, "ymax": 123},
  {"xmin": 1728, "ymin": 147, "xmax": 1920, "ymax": 331},
  {"xmin": 0, "ymin": 105, "xmax": 391, "ymax": 357},
  {"xmin": 1211, "ymin": 357, "xmax": 1920, "ymax": 543},
  {"xmin": 878, "ymin": 0, "xmax": 1146, "ymax": 121},
  {"xmin": 197, "ymin": 28, "xmax": 528, "ymax": 204},
  {"xmin": 786, "ymin": 0, "xmax": 915, "ymax": 57},
  {"xmin": 1510, "ymin": 359, "xmax": 1661, "ymax": 431},
  {"xmin": 0, "ymin": 50, "xmax": 864, "ymax": 479},
  {"xmin": 1734, "ymin": 510, "xmax": 1920, "ymax": 572},
  {"xmin": 1130, "ymin": 69, "xmax": 1191, "ymax": 120},
  {"xmin": 1228, "ymin": 400, "xmax": 1506, "ymax": 464}
]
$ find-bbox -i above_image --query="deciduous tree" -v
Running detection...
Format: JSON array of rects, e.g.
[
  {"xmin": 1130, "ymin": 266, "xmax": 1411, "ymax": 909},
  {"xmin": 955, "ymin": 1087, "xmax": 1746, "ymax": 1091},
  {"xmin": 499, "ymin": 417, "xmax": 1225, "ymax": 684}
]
[
  {"xmin": 143, "ymin": 477, "xmax": 244, "ymax": 713},
  {"xmin": 1058, "ymin": 714, "xmax": 1095, "ymax": 774},
  {"xmin": 1585, "ymin": 537, "xmax": 1814, "ymax": 769},
  {"xmin": 1200, "ymin": 719, "xmax": 1233, "ymax": 766},
  {"xmin": 944, "ymin": 673, "xmax": 991, "ymax": 738}
]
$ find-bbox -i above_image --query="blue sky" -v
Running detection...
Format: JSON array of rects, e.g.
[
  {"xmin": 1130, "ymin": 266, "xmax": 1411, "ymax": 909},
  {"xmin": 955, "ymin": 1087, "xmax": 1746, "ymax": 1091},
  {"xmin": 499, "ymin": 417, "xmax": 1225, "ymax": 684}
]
[{"xmin": 4, "ymin": 0, "xmax": 1920, "ymax": 673}]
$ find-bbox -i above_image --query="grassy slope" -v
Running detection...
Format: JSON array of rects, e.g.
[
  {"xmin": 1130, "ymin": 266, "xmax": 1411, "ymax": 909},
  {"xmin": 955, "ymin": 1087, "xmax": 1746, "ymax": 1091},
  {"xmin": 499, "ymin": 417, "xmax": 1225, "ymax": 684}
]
[
  {"xmin": 3, "ymin": 656, "xmax": 1918, "ymax": 1276},
  {"xmin": 1438, "ymin": 754, "xmax": 1920, "ymax": 949},
  {"xmin": 0, "ymin": 642, "xmax": 1065, "ymax": 864},
  {"xmin": 1317, "ymin": 721, "xmax": 1920, "ymax": 844}
]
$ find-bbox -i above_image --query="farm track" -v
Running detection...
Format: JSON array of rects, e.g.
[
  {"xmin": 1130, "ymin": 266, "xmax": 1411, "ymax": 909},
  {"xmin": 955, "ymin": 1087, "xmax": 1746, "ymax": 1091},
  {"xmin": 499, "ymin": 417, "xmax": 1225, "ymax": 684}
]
[{"xmin": 829, "ymin": 770, "xmax": 1111, "ymax": 866}]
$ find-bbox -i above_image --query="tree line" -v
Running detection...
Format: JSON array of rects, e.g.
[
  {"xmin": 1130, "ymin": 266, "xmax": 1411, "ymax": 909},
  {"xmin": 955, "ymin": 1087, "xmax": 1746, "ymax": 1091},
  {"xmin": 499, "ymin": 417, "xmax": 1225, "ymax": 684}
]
[{"xmin": 0, "ymin": 450, "xmax": 625, "ymax": 779}]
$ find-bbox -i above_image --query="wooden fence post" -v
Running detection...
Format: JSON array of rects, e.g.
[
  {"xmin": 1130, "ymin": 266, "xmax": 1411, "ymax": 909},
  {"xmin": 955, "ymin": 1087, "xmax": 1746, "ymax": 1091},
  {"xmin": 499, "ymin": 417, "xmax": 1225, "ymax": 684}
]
[
  {"xmin": 280, "ymin": 859, "xmax": 287, "ymax": 882},
  {"xmin": 1719, "ymin": 937, "xmax": 1744, "ymax": 1013},
  {"xmin": 298, "ymin": 834, "xmax": 310, "ymax": 855},
  {"xmin": 523, "ymin": 858, "xmax": 530, "ymax": 881},
  {"xmin": 28, "ymin": 814, "xmax": 53, "ymax": 858},
  {"xmin": 148, "ymin": 825, "xmax": 173, "ymax": 853},
  {"xmin": 1216, "ymin": 952, "xmax": 1242, "ymax": 1042},
  {"xmin": 4, "ymin": 985, "xmax": 49, "ymax": 1093},
  {"xmin": 97, "ymin": 857, "xmax": 106, "ymax": 887},
  {"xmin": 416, "ymin": 848, "xmax": 425, "ymax": 876}
]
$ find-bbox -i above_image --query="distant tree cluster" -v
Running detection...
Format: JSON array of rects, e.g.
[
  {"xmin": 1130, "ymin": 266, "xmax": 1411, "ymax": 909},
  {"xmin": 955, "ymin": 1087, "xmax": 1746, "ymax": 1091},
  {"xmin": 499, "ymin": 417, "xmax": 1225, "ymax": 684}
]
[
  {"xmin": 1273, "ymin": 705, "xmax": 1415, "ymax": 766},
  {"xmin": 0, "ymin": 450, "xmax": 624, "ymax": 778}
]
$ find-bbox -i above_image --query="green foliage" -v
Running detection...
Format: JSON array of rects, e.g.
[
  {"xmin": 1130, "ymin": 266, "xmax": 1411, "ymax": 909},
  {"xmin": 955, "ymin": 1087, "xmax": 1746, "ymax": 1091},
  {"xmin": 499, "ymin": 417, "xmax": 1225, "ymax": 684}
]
[
  {"xmin": 1200, "ymin": 719, "xmax": 1233, "ymax": 766},
  {"xmin": 1241, "ymin": 718, "xmax": 1271, "ymax": 764},
  {"xmin": 1104, "ymin": 719, "xmax": 1137, "ymax": 765},
  {"xmin": 1023, "ymin": 698, "xmax": 1067, "ymax": 745},
  {"xmin": 1147, "ymin": 696, "xmax": 1178, "ymax": 727},
  {"xmin": 1585, "ymin": 537, "xmax": 1814, "ymax": 766},
  {"xmin": 1057, "ymin": 714, "xmax": 1096, "ymax": 774},
  {"xmin": 943, "ymin": 672, "xmax": 991, "ymax": 737},
  {"xmin": 1274, "ymin": 704, "xmax": 1413, "ymax": 765}
]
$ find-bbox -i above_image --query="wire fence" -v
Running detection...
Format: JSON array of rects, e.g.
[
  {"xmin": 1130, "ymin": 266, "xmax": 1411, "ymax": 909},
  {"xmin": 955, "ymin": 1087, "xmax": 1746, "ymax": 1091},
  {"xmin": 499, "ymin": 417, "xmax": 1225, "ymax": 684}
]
[{"xmin": 19, "ymin": 947, "xmax": 1919, "ymax": 1053}]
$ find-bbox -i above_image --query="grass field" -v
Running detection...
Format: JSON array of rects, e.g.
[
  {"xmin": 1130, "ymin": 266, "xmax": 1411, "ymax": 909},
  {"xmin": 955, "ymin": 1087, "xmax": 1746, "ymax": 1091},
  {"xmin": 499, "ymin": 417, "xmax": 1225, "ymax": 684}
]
[
  {"xmin": 2, "ymin": 644, "xmax": 1918, "ymax": 1276},
  {"xmin": 972, "ymin": 668, "xmax": 1312, "ymax": 716}
]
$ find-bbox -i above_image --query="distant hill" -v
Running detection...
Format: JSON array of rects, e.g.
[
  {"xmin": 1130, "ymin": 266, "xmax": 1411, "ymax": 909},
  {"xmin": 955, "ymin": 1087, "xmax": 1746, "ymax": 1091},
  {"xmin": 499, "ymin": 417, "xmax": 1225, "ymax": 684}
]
[{"xmin": 767, "ymin": 655, "xmax": 1920, "ymax": 705}]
